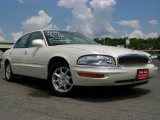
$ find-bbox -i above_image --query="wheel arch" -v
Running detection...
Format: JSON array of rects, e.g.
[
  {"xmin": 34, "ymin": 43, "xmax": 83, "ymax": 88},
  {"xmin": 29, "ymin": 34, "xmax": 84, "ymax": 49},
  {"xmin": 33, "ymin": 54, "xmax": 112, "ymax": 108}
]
[
  {"xmin": 4, "ymin": 59, "xmax": 10, "ymax": 67},
  {"xmin": 47, "ymin": 56, "xmax": 70, "ymax": 78}
]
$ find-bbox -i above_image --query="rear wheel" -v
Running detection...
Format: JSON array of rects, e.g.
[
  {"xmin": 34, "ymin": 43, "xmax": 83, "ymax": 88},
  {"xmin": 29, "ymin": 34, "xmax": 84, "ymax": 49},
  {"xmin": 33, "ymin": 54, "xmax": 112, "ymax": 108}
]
[
  {"xmin": 5, "ymin": 62, "xmax": 16, "ymax": 82},
  {"xmin": 49, "ymin": 63, "xmax": 74, "ymax": 96}
]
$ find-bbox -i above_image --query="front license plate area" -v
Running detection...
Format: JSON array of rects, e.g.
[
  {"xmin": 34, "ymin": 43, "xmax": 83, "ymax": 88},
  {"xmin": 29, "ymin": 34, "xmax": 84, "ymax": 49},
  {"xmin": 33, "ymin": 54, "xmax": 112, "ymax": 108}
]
[{"xmin": 137, "ymin": 69, "xmax": 149, "ymax": 80}]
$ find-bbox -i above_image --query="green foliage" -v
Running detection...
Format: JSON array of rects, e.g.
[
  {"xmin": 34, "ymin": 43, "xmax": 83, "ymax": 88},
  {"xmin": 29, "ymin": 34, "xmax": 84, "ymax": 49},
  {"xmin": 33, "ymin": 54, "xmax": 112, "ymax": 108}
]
[{"xmin": 96, "ymin": 37, "xmax": 160, "ymax": 50}]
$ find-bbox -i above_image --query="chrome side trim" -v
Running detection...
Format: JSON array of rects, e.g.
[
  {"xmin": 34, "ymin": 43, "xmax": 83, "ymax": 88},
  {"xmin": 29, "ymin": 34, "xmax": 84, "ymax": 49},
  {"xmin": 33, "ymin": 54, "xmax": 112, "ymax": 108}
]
[{"xmin": 72, "ymin": 65, "xmax": 122, "ymax": 69}]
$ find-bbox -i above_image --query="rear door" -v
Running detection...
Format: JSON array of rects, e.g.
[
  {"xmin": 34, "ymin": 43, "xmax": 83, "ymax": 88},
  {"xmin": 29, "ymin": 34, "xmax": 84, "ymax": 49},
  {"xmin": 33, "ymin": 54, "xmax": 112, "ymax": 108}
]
[{"xmin": 10, "ymin": 34, "xmax": 31, "ymax": 75}]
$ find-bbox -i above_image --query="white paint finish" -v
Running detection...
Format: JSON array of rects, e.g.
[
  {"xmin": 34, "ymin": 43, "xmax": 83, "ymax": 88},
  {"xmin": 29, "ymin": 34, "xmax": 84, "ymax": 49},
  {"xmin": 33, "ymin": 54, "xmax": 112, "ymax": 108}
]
[
  {"xmin": 70, "ymin": 64, "xmax": 158, "ymax": 86},
  {"xmin": 2, "ymin": 30, "xmax": 158, "ymax": 86}
]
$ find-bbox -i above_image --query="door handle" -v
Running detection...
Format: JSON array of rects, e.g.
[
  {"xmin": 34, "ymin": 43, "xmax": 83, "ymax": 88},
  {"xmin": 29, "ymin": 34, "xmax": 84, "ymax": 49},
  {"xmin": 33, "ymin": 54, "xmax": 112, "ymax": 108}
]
[{"xmin": 24, "ymin": 51, "xmax": 27, "ymax": 55}]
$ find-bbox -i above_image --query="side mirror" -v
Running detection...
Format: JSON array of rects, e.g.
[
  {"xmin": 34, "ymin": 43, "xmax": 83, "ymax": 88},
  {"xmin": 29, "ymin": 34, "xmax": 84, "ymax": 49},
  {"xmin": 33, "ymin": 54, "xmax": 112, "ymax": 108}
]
[{"xmin": 32, "ymin": 39, "xmax": 45, "ymax": 47}]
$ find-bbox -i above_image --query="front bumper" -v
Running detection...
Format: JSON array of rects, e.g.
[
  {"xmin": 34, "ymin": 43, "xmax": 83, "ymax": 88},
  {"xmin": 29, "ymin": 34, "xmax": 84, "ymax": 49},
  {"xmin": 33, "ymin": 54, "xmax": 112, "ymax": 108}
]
[{"xmin": 70, "ymin": 64, "xmax": 158, "ymax": 86}]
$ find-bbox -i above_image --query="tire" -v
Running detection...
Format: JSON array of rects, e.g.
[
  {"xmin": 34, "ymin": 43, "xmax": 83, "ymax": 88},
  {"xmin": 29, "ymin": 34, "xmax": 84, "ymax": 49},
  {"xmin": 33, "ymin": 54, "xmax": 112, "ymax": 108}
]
[
  {"xmin": 5, "ymin": 62, "xmax": 16, "ymax": 82},
  {"xmin": 48, "ymin": 63, "xmax": 74, "ymax": 96}
]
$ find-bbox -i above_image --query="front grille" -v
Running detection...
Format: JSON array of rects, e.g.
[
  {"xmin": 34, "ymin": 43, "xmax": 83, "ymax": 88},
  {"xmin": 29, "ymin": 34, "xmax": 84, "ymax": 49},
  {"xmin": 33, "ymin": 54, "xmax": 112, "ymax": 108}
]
[{"xmin": 118, "ymin": 54, "xmax": 149, "ymax": 67}]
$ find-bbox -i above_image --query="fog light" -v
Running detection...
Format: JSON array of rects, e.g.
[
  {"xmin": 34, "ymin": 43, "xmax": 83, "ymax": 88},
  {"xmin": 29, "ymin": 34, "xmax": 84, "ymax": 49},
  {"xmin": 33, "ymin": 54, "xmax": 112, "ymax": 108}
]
[{"xmin": 77, "ymin": 72, "xmax": 104, "ymax": 78}]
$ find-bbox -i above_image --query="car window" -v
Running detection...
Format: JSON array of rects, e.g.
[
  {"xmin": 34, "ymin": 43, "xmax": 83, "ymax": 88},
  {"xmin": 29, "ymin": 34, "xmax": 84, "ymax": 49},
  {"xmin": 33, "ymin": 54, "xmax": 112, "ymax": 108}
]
[
  {"xmin": 14, "ymin": 34, "xmax": 30, "ymax": 48},
  {"xmin": 44, "ymin": 30, "xmax": 98, "ymax": 46},
  {"xmin": 27, "ymin": 32, "xmax": 44, "ymax": 47}
]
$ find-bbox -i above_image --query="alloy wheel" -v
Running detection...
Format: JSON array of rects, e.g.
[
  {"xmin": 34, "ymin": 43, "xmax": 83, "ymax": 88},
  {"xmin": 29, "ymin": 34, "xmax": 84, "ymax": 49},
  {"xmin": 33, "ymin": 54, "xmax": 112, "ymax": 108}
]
[
  {"xmin": 5, "ymin": 64, "xmax": 11, "ymax": 80},
  {"xmin": 51, "ymin": 67, "xmax": 73, "ymax": 93}
]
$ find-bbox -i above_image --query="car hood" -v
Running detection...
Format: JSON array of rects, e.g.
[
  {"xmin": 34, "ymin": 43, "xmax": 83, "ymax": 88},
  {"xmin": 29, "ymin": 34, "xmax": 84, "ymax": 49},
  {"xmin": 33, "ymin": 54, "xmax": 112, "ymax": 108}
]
[{"xmin": 56, "ymin": 44, "xmax": 149, "ymax": 58}]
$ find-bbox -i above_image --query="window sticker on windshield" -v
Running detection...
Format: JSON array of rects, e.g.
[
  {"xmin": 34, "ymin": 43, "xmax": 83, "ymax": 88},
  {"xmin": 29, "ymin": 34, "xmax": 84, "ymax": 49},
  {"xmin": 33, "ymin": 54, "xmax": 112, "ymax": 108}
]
[
  {"xmin": 48, "ymin": 38, "xmax": 66, "ymax": 44},
  {"xmin": 46, "ymin": 31, "xmax": 65, "ymax": 45}
]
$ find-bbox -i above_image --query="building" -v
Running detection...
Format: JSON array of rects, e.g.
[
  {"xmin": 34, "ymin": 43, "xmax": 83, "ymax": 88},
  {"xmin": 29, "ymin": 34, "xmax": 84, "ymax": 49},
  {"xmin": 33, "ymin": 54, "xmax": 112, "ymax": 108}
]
[{"xmin": 0, "ymin": 42, "xmax": 14, "ymax": 58}]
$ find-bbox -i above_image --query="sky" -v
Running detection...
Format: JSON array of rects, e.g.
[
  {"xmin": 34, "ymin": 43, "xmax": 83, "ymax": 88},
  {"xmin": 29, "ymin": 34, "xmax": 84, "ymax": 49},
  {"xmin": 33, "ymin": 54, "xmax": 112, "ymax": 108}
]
[{"xmin": 0, "ymin": 0, "xmax": 160, "ymax": 42}]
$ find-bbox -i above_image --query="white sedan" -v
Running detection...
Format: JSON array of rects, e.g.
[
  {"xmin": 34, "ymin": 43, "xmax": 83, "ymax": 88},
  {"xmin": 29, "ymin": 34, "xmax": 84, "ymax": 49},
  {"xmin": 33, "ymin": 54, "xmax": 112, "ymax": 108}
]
[{"xmin": 1, "ymin": 30, "xmax": 158, "ymax": 96}]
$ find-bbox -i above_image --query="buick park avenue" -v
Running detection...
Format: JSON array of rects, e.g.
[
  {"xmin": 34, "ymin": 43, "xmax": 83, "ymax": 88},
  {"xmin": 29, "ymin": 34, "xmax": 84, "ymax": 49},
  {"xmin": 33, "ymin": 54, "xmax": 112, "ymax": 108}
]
[{"xmin": 1, "ymin": 30, "xmax": 158, "ymax": 96}]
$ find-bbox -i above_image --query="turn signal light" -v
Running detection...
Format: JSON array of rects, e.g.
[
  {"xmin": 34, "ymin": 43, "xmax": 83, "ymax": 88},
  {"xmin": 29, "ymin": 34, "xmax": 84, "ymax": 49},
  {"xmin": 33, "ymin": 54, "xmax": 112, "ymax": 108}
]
[{"xmin": 77, "ymin": 72, "xmax": 104, "ymax": 78}]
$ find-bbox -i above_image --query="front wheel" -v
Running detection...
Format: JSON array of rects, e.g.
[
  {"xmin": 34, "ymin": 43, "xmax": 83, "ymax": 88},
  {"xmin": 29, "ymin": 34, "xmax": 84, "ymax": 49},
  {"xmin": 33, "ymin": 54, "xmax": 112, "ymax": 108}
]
[{"xmin": 49, "ymin": 63, "xmax": 74, "ymax": 96}]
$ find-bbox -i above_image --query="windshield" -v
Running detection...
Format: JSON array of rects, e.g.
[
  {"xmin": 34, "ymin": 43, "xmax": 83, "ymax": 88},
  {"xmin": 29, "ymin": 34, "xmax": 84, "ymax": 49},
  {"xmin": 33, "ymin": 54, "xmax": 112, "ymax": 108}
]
[{"xmin": 44, "ymin": 30, "xmax": 98, "ymax": 46}]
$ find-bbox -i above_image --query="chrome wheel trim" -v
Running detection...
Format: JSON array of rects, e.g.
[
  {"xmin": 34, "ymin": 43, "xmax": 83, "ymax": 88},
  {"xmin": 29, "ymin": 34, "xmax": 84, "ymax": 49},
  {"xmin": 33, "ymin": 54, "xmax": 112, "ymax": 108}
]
[
  {"xmin": 6, "ymin": 64, "xmax": 11, "ymax": 80},
  {"xmin": 52, "ymin": 67, "xmax": 73, "ymax": 93}
]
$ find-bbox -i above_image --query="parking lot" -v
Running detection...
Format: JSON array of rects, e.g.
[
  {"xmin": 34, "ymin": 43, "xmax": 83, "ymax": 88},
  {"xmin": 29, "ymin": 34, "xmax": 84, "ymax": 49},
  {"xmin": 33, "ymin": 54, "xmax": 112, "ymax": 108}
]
[{"xmin": 0, "ymin": 61, "xmax": 160, "ymax": 120}]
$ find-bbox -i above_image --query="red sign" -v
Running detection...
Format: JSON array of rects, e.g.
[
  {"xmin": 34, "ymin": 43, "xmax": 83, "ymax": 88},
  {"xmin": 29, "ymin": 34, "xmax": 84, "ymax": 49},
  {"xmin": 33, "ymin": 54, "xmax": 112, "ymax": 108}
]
[{"xmin": 137, "ymin": 69, "xmax": 149, "ymax": 80}]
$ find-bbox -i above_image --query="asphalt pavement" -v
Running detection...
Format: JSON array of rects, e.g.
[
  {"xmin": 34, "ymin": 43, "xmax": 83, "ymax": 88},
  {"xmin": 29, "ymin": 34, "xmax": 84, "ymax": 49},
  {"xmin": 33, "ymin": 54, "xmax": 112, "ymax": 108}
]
[{"xmin": 0, "ymin": 60, "xmax": 160, "ymax": 120}]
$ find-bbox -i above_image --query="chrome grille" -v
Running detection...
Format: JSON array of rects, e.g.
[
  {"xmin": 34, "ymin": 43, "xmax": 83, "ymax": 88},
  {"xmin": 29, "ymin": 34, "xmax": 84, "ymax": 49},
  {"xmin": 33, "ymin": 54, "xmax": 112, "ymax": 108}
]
[{"xmin": 118, "ymin": 54, "xmax": 149, "ymax": 66}]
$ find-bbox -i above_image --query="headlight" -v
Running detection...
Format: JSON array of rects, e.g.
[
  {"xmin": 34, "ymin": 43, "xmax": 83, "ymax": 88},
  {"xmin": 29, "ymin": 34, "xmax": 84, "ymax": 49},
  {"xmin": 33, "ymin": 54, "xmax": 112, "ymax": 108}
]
[{"xmin": 77, "ymin": 55, "xmax": 116, "ymax": 66}]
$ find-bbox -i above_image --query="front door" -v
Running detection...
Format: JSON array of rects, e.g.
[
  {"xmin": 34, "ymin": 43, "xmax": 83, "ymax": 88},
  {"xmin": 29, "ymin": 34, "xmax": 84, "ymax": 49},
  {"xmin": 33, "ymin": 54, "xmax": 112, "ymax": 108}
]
[{"xmin": 22, "ymin": 31, "xmax": 46, "ymax": 79}]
